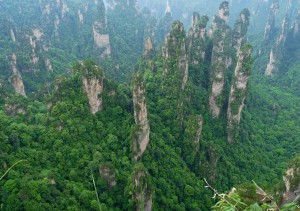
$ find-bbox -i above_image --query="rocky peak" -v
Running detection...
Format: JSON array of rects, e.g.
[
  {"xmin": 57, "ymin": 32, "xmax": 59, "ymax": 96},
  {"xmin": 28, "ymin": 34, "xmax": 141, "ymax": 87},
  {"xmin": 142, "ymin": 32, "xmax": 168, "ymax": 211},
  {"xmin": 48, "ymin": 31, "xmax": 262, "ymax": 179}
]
[
  {"xmin": 227, "ymin": 44, "xmax": 253, "ymax": 143},
  {"xmin": 218, "ymin": 1, "xmax": 230, "ymax": 22},
  {"xmin": 265, "ymin": 15, "xmax": 289, "ymax": 76},
  {"xmin": 143, "ymin": 37, "xmax": 155, "ymax": 59},
  {"xmin": 209, "ymin": 2, "xmax": 232, "ymax": 118},
  {"xmin": 162, "ymin": 21, "xmax": 188, "ymax": 91},
  {"xmin": 263, "ymin": 0, "xmax": 279, "ymax": 41},
  {"xmin": 132, "ymin": 75, "xmax": 150, "ymax": 161},
  {"xmin": 233, "ymin": 8, "xmax": 250, "ymax": 52}
]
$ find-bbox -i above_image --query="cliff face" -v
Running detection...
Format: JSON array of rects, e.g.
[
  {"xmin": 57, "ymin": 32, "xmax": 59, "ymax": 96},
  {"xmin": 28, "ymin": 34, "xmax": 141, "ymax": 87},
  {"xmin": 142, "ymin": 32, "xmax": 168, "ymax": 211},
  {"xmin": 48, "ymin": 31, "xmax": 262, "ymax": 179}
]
[
  {"xmin": 8, "ymin": 54, "xmax": 26, "ymax": 97},
  {"xmin": 281, "ymin": 157, "xmax": 300, "ymax": 205},
  {"xmin": 233, "ymin": 9, "xmax": 250, "ymax": 52},
  {"xmin": 132, "ymin": 168, "xmax": 152, "ymax": 211},
  {"xmin": 227, "ymin": 44, "xmax": 252, "ymax": 143},
  {"xmin": 132, "ymin": 75, "xmax": 150, "ymax": 161},
  {"xmin": 188, "ymin": 13, "xmax": 209, "ymax": 64},
  {"xmin": 265, "ymin": 15, "xmax": 289, "ymax": 76},
  {"xmin": 263, "ymin": 0, "xmax": 279, "ymax": 41},
  {"xmin": 80, "ymin": 62, "xmax": 104, "ymax": 115},
  {"xmin": 93, "ymin": 0, "xmax": 111, "ymax": 58},
  {"xmin": 143, "ymin": 37, "xmax": 155, "ymax": 59},
  {"xmin": 183, "ymin": 115, "xmax": 203, "ymax": 166},
  {"xmin": 209, "ymin": 1, "xmax": 232, "ymax": 118},
  {"xmin": 162, "ymin": 21, "xmax": 189, "ymax": 92}
]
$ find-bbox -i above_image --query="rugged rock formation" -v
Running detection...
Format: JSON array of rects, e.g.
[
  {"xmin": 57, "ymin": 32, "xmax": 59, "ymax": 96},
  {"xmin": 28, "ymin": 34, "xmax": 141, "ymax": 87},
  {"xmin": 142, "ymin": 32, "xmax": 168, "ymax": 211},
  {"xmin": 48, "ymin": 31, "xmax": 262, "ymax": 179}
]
[
  {"xmin": 162, "ymin": 21, "xmax": 189, "ymax": 92},
  {"xmin": 265, "ymin": 15, "xmax": 289, "ymax": 76},
  {"xmin": 218, "ymin": 1, "xmax": 230, "ymax": 22},
  {"xmin": 293, "ymin": 10, "xmax": 300, "ymax": 37},
  {"xmin": 188, "ymin": 13, "xmax": 209, "ymax": 63},
  {"xmin": 281, "ymin": 156, "xmax": 300, "ymax": 205},
  {"xmin": 132, "ymin": 166, "xmax": 152, "ymax": 211},
  {"xmin": 143, "ymin": 36, "xmax": 155, "ymax": 59},
  {"xmin": 132, "ymin": 75, "xmax": 150, "ymax": 161},
  {"xmin": 209, "ymin": 2, "xmax": 232, "ymax": 118},
  {"xmin": 263, "ymin": 0, "xmax": 279, "ymax": 41},
  {"xmin": 80, "ymin": 62, "xmax": 104, "ymax": 114},
  {"xmin": 233, "ymin": 9, "xmax": 250, "ymax": 52},
  {"xmin": 99, "ymin": 165, "xmax": 116, "ymax": 189},
  {"xmin": 8, "ymin": 54, "xmax": 26, "ymax": 97},
  {"xmin": 183, "ymin": 115, "xmax": 203, "ymax": 166},
  {"xmin": 93, "ymin": 0, "xmax": 111, "ymax": 58},
  {"xmin": 227, "ymin": 44, "xmax": 252, "ymax": 143}
]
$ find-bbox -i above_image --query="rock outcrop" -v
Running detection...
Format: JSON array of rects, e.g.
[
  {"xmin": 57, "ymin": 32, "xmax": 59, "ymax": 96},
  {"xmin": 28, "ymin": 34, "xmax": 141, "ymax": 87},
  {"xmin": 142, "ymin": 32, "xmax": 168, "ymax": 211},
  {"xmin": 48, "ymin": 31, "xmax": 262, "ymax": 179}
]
[
  {"xmin": 132, "ymin": 75, "xmax": 150, "ymax": 161},
  {"xmin": 99, "ymin": 165, "xmax": 116, "ymax": 189},
  {"xmin": 209, "ymin": 1, "xmax": 232, "ymax": 118},
  {"xmin": 265, "ymin": 15, "xmax": 289, "ymax": 76},
  {"xmin": 189, "ymin": 13, "xmax": 209, "ymax": 63},
  {"xmin": 162, "ymin": 21, "xmax": 189, "ymax": 92},
  {"xmin": 143, "ymin": 37, "xmax": 155, "ymax": 59},
  {"xmin": 233, "ymin": 9, "xmax": 250, "ymax": 53},
  {"xmin": 263, "ymin": 0, "xmax": 279, "ymax": 41},
  {"xmin": 132, "ymin": 166, "xmax": 152, "ymax": 211},
  {"xmin": 183, "ymin": 115, "xmax": 203, "ymax": 166},
  {"xmin": 281, "ymin": 156, "xmax": 300, "ymax": 205},
  {"xmin": 227, "ymin": 44, "xmax": 252, "ymax": 143},
  {"xmin": 80, "ymin": 62, "xmax": 104, "ymax": 115},
  {"xmin": 93, "ymin": 0, "xmax": 111, "ymax": 58},
  {"xmin": 8, "ymin": 54, "xmax": 26, "ymax": 97}
]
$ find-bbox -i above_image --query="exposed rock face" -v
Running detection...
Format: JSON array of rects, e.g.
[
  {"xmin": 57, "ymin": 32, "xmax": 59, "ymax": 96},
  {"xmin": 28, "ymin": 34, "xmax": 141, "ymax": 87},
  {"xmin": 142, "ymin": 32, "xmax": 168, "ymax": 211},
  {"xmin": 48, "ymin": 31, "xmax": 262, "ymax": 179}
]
[
  {"xmin": 132, "ymin": 75, "xmax": 150, "ymax": 161},
  {"xmin": 265, "ymin": 16, "xmax": 289, "ymax": 76},
  {"xmin": 99, "ymin": 165, "xmax": 116, "ymax": 189},
  {"xmin": 10, "ymin": 29, "xmax": 16, "ymax": 42},
  {"xmin": 209, "ymin": 2, "xmax": 232, "ymax": 118},
  {"xmin": 189, "ymin": 13, "xmax": 209, "ymax": 63},
  {"xmin": 293, "ymin": 10, "xmax": 300, "ymax": 37},
  {"xmin": 227, "ymin": 44, "xmax": 252, "ymax": 143},
  {"xmin": 93, "ymin": 0, "xmax": 111, "ymax": 58},
  {"xmin": 183, "ymin": 115, "xmax": 203, "ymax": 166},
  {"xmin": 281, "ymin": 157, "xmax": 300, "ymax": 205},
  {"xmin": 132, "ymin": 168, "xmax": 152, "ymax": 211},
  {"xmin": 218, "ymin": 1, "xmax": 230, "ymax": 22},
  {"xmin": 233, "ymin": 9, "xmax": 250, "ymax": 52},
  {"xmin": 143, "ymin": 37, "xmax": 154, "ymax": 58},
  {"xmin": 9, "ymin": 54, "xmax": 26, "ymax": 97},
  {"xmin": 81, "ymin": 63, "xmax": 104, "ymax": 115},
  {"xmin": 5, "ymin": 102, "xmax": 26, "ymax": 115},
  {"xmin": 45, "ymin": 58, "xmax": 53, "ymax": 71},
  {"xmin": 162, "ymin": 21, "xmax": 189, "ymax": 92},
  {"xmin": 82, "ymin": 76, "xmax": 103, "ymax": 114},
  {"xmin": 263, "ymin": 0, "xmax": 279, "ymax": 41}
]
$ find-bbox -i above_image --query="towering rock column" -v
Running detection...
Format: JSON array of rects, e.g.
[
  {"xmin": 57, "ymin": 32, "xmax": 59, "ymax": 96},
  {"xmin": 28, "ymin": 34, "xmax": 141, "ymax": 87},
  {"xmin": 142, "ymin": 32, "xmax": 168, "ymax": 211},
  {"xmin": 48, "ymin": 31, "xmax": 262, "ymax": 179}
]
[
  {"xmin": 188, "ymin": 12, "xmax": 209, "ymax": 63},
  {"xmin": 265, "ymin": 15, "xmax": 289, "ymax": 76},
  {"xmin": 80, "ymin": 62, "xmax": 104, "ymax": 114},
  {"xmin": 9, "ymin": 53, "xmax": 26, "ymax": 97},
  {"xmin": 227, "ymin": 44, "xmax": 253, "ymax": 143},
  {"xmin": 209, "ymin": 1, "xmax": 232, "ymax": 118},
  {"xmin": 93, "ymin": 0, "xmax": 111, "ymax": 58},
  {"xmin": 132, "ymin": 74, "xmax": 150, "ymax": 161},
  {"xmin": 131, "ymin": 75, "xmax": 152, "ymax": 210},
  {"xmin": 263, "ymin": 0, "xmax": 279, "ymax": 41},
  {"xmin": 233, "ymin": 9, "xmax": 250, "ymax": 53},
  {"xmin": 143, "ymin": 37, "xmax": 155, "ymax": 59},
  {"xmin": 162, "ymin": 21, "xmax": 189, "ymax": 92}
]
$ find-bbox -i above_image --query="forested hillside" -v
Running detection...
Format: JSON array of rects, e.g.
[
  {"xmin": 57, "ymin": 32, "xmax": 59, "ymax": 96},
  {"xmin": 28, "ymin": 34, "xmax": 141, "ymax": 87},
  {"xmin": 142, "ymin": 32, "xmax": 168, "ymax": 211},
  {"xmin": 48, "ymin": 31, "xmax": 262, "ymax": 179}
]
[{"xmin": 0, "ymin": 0, "xmax": 300, "ymax": 210}]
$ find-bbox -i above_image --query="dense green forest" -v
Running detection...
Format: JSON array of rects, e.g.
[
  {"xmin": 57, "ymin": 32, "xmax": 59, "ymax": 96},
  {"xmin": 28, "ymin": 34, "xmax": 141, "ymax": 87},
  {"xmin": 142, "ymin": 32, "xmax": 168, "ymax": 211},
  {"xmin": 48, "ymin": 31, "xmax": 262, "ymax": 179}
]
[{"xmin": 0, "ymin": 0, "xmax": 300, "ymax": 210}]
